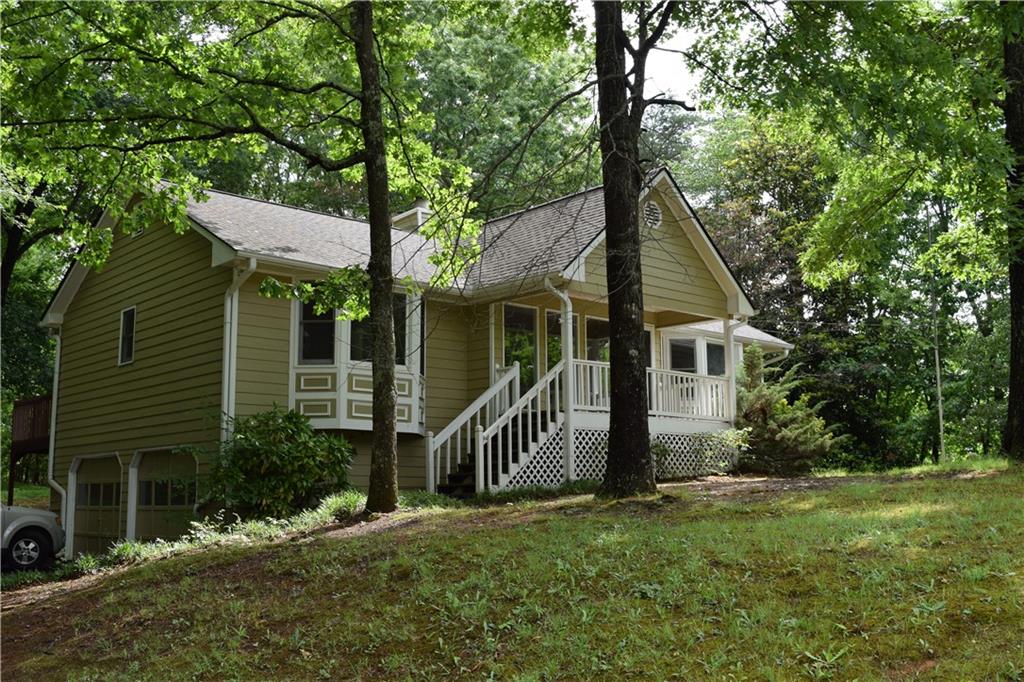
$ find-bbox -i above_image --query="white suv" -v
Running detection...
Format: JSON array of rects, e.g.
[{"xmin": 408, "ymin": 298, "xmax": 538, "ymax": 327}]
[{"xmin": 1, "ymin": 505, "xmax": 66, "ymax": 571}]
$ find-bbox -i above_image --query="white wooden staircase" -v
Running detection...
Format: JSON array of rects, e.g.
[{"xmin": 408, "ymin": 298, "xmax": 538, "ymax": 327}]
[{"xmin": 428, "ymin": 360, "xmax": 566, "ymax": 496}]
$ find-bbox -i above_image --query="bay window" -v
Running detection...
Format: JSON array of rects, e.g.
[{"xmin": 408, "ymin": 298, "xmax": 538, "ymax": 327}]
[
  {"xmin": 299, "ymin": 301, "xmax": 335, "ymax": 365},
  {"xmin": 350, "ymin": 293, "xmax": 408, "ymax": 365}
]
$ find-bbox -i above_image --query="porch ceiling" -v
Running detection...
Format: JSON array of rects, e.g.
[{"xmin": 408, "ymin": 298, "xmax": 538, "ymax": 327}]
[{"xmin": 653, "ymin": 310, "xmax": 713, "ymax": 328}]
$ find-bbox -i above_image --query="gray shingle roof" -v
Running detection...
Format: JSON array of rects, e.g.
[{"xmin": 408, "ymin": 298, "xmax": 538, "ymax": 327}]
[
  {"xmin": 186, "ymin": 190, "xmax": 435, "ymax": 281},
  {"xmin": 678, "ymin": 320, "xmax": 793, "ymax": 350},
  {"xmin": 463, "ymin": 187, "xmax": 605, "ymax": 289},
  {"xmin": 188, "ymin": 186, "xmax": 610, "ymax": 292}
]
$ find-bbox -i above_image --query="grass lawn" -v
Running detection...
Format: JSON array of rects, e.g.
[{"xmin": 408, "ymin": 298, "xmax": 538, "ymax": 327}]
[
  {"xmin": 6, "ymin": 482, "xmax": 51, "ymax": 509},
  {"xmin": 2, "ymin": 468, "xmax": 1022, "ymax": 680}
]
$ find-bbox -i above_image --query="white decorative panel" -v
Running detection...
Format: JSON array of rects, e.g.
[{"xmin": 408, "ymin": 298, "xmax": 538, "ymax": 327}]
[
  {"xmin": 501, "ymin": 427, "xmax": 739, "ymax": 490},
  {"xmin": 505, "ymin": 428, "xmax": 566, "ymax": 489}
]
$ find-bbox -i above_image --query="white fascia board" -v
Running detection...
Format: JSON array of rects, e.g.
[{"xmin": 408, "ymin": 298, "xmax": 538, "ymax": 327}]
[
  {"xmin": 188, "ymin": 218, "xmax": 238, "ymax": 266},
  {"xmin": 39, "ymin": 262, "xmax": 88, "ymax": 329},
  {"xmin": 560, "ymin": 230, "xmax": 605, "ymax": 283}
]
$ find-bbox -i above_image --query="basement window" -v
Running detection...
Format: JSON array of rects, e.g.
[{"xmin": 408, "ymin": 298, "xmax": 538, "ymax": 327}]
[{"xmin": 118, "ymin": 307, "xmax": 136, "ymax": 365}]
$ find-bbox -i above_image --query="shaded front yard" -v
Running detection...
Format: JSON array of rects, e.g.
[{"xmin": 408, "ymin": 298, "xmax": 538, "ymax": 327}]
[{"xmin": 2, "ymin": 469, "xmax": 1023, "ymax": 679}]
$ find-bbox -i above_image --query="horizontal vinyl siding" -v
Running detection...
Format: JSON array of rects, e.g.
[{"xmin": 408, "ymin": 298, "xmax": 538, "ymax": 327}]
[
  {"xmin": 55, "ymin": 225, "xmax": 229, "ymax": 496},
  {"xmin": 466, "ymin": 303, "xmax": 492, "ymax": 397},
  {"xmin": 422, "ymin": 300, "xmax": 470, "ymax": 434},
  {"xmin": 576, "ymin": 192, "xmax": 729, "ymax": 320},
  {"xmin": 234, "ymin": 275, "xmax": 291, "ymax": 417},
  {"xmin": 338, "ymin": 431, "xmax": 428, "ymax": 490}
]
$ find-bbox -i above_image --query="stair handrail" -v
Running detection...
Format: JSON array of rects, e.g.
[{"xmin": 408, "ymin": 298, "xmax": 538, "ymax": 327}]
[
  {"xmin": 427, "ymin": 362, "xmax": 519, "ymax": 492},
  {"xmin": 434, "ymin": 362, "xmax": 519, "ymax": 445},
  {"xmin": 481, "ymin": 359, "xmax": 564, "ymax": 439},
  {"xmin": 476, "ymin": 360, "xmax": 565, "ymax": 492}
]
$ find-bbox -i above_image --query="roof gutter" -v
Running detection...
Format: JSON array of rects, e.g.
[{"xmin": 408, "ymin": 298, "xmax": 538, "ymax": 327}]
[
  {"xmin": 763, "ymin": 348, "xmax": 790, "ymax": 366},
  {"xmin": 221, "ymin": 257, "xmax": 257, "ymax": 439}
]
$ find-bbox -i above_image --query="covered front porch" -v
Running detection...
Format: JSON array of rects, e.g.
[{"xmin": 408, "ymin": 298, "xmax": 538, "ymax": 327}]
[{"xmin": 427, "ymin": 282, "xmax": 747, "ymax": 495}]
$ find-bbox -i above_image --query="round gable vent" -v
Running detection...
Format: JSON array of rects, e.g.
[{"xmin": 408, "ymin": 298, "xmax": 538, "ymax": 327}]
[{"xmin": 642, "ymin": 200, "xmax": 663, "ymax": 230}]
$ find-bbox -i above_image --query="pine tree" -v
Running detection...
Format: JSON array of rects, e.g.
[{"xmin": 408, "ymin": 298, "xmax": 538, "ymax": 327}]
[{"xmin": 736, "ymin": 345, "xmax": 837, "ymax": 475}]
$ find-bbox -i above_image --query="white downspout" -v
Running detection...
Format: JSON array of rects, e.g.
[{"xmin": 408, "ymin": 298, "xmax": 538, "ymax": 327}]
[
  {"xmin": 545, "ymin": 277, "xmax": 575, "ymax": 481},
  {"xmin": 46, "ymin": 332, "xmax": 68, "ymax": 557},
  {"xmin": 221, "ymin": 258, "xmax": 257, "ymax": 439}
]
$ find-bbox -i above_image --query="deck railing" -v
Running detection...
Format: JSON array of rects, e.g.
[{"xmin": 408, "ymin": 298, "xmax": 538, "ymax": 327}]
[
  {"xmin": 11, "ymin": 394, "xmax": 52, "ymax": 456},
  {"xmin": 572, "ymin": 360, "xmax": 729, "ymax": 421}
]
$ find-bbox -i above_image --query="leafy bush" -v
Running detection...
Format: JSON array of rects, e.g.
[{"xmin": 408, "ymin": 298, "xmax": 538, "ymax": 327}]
[
  {"xmin": 209, "ymin": 406, "xmax": 353, "ymax": 518},
  {"xmin": 736, "ymin": 345, "xmax": 839, "ymax": 476}
]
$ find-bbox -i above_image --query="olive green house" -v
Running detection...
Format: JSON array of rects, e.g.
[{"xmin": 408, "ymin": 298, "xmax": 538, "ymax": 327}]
[{"xmin": 41, "ymin": 169, "xmax": 789, "ymax": 556}]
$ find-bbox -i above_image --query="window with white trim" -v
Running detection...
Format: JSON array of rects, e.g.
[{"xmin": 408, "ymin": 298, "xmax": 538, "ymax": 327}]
[
  {"xmin": 668, "ymin": 338, "xmax": 697, "ymax": 373},
  {"xmin": 350, "ymin": 293, "xmax": 408, "ymax": 365},
  {"xmin": 299, "ymin": 300, "xmax": 335, "ymax": 365},
  {"xmin": 119, "ymin": 307, "xmax": 136, "ymax": 365},
  {"xmin": 706, "ymin": 341, "xmax": 726, "ymax": 376},
  {"xmin": 503, "ymin": 304, "xmax": 537, "ymax": 386}
]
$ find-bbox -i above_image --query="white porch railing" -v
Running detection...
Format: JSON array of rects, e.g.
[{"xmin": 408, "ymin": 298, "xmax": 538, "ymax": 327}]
[
  {"xmin": 572, "ymin": 359, "xmax": 730, "ymax": 421},
  {"xmin": 647, "ymin": 366, "xmax": 729, "ymax": 420},
  {"xmin": 477, "ymin": 360, "xmax": 565, "ymax": 491},
  {"xmin": 426, "ymin": 363, "xmax": 519, "ymax": 492}
]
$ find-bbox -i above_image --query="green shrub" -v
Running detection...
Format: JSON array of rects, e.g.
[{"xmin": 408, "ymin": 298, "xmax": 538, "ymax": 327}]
[
  {"xmin": 209, "ymin": 406, "xmax": 353, "ymax": 518},
  {"xmin": 736, "ymin": 345, "xmax": 839, "ymax": 476}
]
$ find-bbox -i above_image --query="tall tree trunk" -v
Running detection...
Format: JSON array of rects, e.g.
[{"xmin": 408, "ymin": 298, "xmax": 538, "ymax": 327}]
[
  {"xmin": 594, "ymin": 1, "xmax": 655, "ymax": 497},
  {"xmin": 1, "ymin": 182, "xmax": 47, "ymax": 304},
  {"xmin": 352, "ymin": 0, "xmax": 399, "ymax": 511},
  {"xmin": 1, "ymin": 227, "xmax": 22, "ymax": 305},
  {"xmin": 1003, "ymin": 24, "xmax": 1024, "ymax": 462}
]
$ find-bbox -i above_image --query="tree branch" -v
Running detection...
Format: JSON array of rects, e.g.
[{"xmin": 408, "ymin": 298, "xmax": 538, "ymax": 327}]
[{"xmin": 646, "ymin": 96, "xmax": 696, "ymax": 111}]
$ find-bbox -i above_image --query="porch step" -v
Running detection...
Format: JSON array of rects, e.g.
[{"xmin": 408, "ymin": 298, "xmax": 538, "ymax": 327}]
[
  {"xmin": 437, "ymin": 410, "xmax": 564, "ymax": 498},
  {"xmin": 438, "ymin": 461, "xmax": 477, "ymax": 499}
]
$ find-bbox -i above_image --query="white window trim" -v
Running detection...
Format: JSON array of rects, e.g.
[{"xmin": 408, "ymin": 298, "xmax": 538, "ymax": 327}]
[
  {"xmin": 345, "ymin": 291, "xmax": 413, "ymax": 368},
  {"xmin": 288, "ymin": 287, "xmax": 417, "ymax": 372},
  {"xmin": 295, "ymin": 298, "xmax": 338, "ymax": 368},
  {"xmin": 502, "ymin": 302, "xmax": 540, "ymax": 379},
  {"xmin": 118, "ymin": 305, "xmax": 136, "ymax": 366},
  {"xmin": 661, "ymin": 329, "xmax": 742, "ymax": 376}
]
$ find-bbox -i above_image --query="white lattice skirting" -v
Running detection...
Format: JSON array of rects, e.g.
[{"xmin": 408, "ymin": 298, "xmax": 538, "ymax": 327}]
[{"xmin": 504, "ymin": 426, "xmax": 739, "ymax": 489}]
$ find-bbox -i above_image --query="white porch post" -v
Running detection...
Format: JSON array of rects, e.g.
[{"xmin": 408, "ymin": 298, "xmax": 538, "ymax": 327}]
[
  {"xmin": 723, "ymin": 317, "xmax": 738, "ymax": 423},
  {"xmin": 425, "ymin": 431, "xmax": 435, "ymax": 493},
  {"xmin": 561, "ymin": 296, "xmax": 575, "ymax": 480},
  {"xmin": 545, "ymin": 278, "xmax": 574, "ymax": 481}
]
